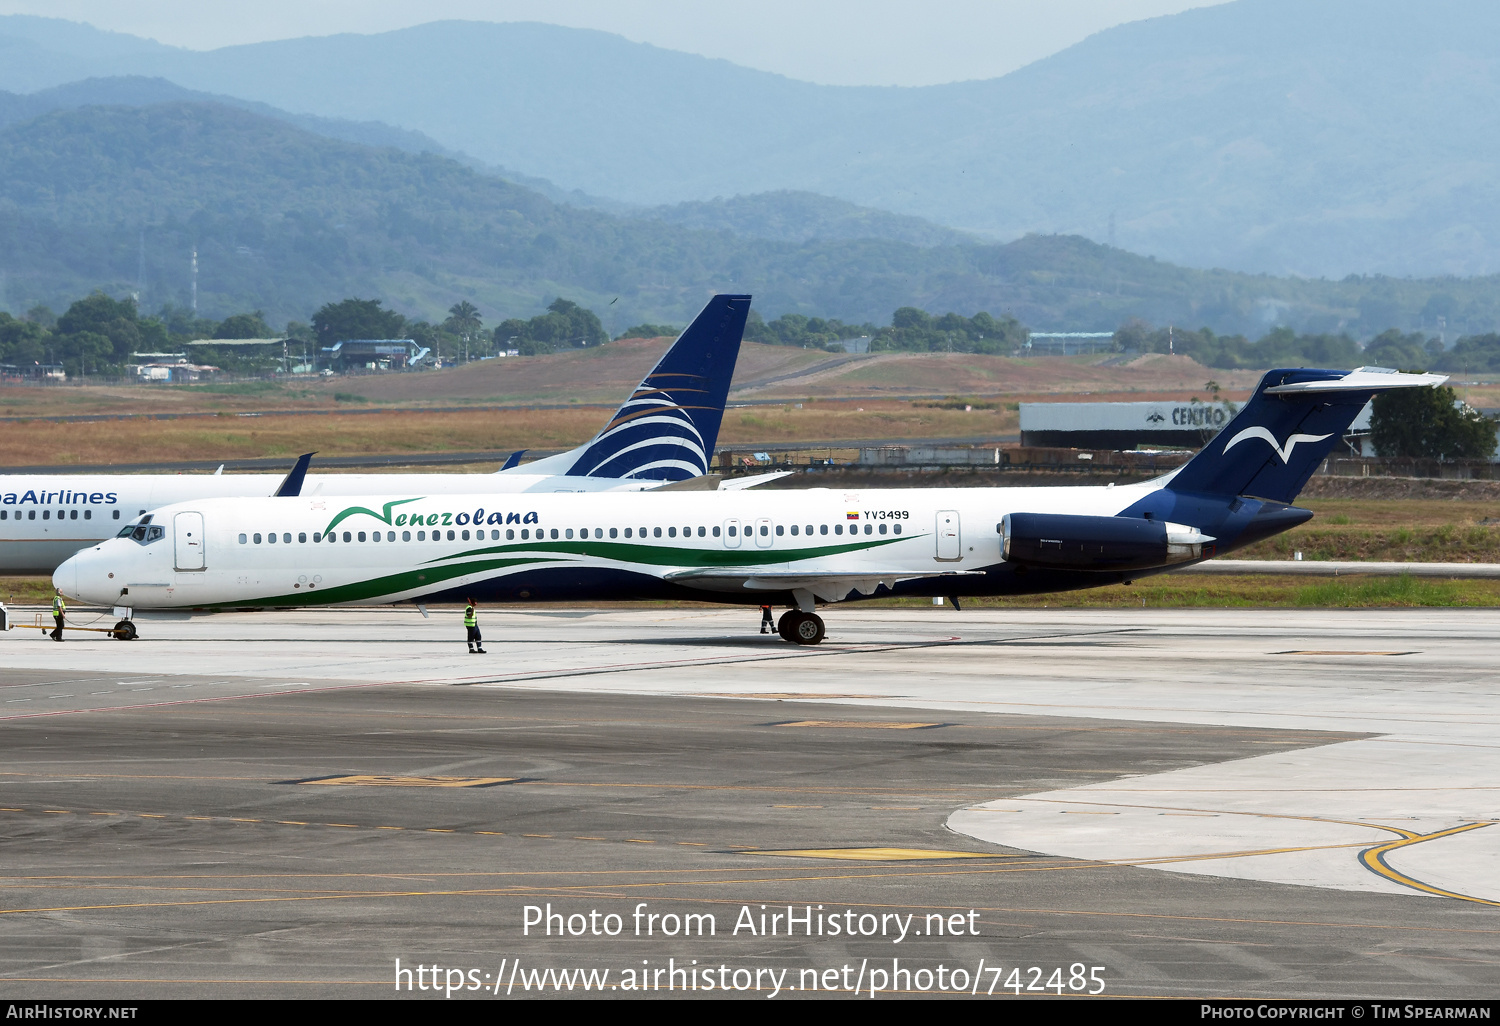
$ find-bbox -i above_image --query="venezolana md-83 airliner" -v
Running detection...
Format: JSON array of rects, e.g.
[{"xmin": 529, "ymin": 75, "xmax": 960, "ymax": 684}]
[
  {"xmin": 51, "ymin": 367, "xmax": 1443, "ymax": 644},
  {"xmin": 0, "ymin": 295, "xmax": 752, "ymax": 574}
]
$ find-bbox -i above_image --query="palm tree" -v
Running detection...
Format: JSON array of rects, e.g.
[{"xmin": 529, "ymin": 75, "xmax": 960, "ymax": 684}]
[{"xmin": 445, "ymin": 301, "xmax": 483, "ymax": 363}]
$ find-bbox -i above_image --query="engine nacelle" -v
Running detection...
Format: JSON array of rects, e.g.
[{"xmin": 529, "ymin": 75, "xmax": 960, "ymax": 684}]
[{"xmin": 1001, "ymin": 513, "xmax": 1214, "ymax": 572}]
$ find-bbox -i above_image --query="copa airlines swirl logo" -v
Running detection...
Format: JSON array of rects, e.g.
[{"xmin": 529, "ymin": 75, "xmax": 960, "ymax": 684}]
[
  {"xmin": 572, "ymin": 391, "xmax": 708, "ymax": 481},
  {"xmin": 1221, "ymin": 426, "xmax": 1332, "ymax": 464}
]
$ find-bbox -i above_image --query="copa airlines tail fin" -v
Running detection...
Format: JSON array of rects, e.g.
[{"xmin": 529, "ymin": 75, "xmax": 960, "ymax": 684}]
[
  {"xmin": 508, "ymin": 294, "xmax": 751, "ymax": 481},
  {"xmin": 1165, "ymin": 367, "xmax": 1447, "ymax": 503}
]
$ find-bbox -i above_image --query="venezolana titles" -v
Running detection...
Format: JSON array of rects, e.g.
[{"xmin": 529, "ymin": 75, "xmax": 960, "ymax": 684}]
[{"xmin": 323, "ymin": 498, "xmax": 539, "ymax": 535}]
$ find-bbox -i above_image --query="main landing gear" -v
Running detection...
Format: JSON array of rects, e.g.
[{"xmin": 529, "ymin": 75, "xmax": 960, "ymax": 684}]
[{"xmin": 776, "ymin": 609, "xmax": 825, "ymax": 646}]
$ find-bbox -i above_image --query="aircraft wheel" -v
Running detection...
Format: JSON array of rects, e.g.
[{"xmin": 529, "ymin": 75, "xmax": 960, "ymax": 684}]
[
  {"xmin": 112, "ymin": 620, "xmax": 137, "ymax": 641},
  {"xmin": 776, "ymin": 610, "xmax": 798, "ymax": 641},
  {"xmin": 789, "ymin": 612, "xmax": 825, "ymax": 646}
]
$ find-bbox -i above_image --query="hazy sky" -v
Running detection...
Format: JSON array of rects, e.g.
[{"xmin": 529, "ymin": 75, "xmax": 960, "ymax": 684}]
[{"xmin": 0, "ymin": 0, "xmax": 1234, "ymax": 86}]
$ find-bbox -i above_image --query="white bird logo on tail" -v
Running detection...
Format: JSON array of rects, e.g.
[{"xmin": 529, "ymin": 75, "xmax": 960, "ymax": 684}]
[{"xmin": 1221, "ymin": 426, "xmax": 1332, "ymax": 464}]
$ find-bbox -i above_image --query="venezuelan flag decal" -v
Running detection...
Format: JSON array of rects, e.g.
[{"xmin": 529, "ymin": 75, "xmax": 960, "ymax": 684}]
[{"xmin": 845, "ymin": 511, "xmax": 860, "ymax": 520}]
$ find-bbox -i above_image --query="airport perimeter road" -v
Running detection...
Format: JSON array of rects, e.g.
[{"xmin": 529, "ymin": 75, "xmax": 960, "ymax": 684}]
[{"xmin": 0, "ymin": 607, "xmax": 1496, "ymax": 1000}]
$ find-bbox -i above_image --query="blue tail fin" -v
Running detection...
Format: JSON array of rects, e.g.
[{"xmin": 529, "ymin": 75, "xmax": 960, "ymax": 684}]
[
  {"xmin": 563, "ymin": 294, "xmax": 751, "ymax": 481},
  {"xmin": 1166, "ymin": 367, "xmax": 1447, "ymax": 502}
]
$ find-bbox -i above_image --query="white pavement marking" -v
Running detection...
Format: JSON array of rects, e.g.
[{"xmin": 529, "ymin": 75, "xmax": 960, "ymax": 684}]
[{"xmin": 2, "ymin": 605, "xmax": 1496, "ymax": 903}]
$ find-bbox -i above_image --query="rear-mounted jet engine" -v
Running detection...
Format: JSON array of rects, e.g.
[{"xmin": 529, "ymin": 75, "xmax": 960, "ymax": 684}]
[{"xmin": 1001, "ymin": 512, "xmax": 1213, "ymax": 572}]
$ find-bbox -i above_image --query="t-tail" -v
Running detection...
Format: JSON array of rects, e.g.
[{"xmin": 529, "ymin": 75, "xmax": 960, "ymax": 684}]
[
  {"xmin": 1117, "ymin": 367, "xmax": 1447, "ymax": 553},
  {"xmin": 502, "ymin": 294, "xmax": 751, "ymax": 481}
]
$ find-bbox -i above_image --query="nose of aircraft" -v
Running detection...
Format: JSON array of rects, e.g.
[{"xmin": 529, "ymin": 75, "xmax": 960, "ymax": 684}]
[{"xmin": 53, "ymin": 551, "xmax": 80, "ymax": 600}]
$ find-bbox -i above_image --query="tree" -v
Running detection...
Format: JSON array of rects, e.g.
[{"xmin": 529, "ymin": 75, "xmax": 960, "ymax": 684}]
[
  {"xmin": 312, "ymin": 298, "xmax": 407, "ymax": 345},
  {"xmin": 1370, "ymin": 385, "xmax": 1497, "ymax": 459},
  {"xmin": 443, "ymin": 301, "xmax": 485, "ymax": 361},
  {"xmin": 1363, "ymin": 329, "xmax": 1430, "ymax": 370},
  {"xmin": 214, "ymin": 311, "xmax": 274, "ymax": 339}
]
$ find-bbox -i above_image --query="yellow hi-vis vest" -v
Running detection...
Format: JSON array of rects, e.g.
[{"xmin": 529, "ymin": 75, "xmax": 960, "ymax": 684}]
[
  {"xmin": 464, "ymin": 606, "xmax": 476, "ymax": 627},
  {"xmin": 53, "ymin": 596, "xmax": 65, "ymax": 617}
]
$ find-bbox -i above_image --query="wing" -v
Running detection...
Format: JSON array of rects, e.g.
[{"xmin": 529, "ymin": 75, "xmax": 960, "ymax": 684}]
[{"xmin": 665, "ymin": 567, "xmax": 983, "ymax": 604}]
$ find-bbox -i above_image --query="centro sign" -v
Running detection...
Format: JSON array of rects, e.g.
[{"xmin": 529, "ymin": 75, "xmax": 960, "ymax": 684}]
[{"xmin": 1171, "ymin": 405, "xmax": 1228, "ymax": 427}]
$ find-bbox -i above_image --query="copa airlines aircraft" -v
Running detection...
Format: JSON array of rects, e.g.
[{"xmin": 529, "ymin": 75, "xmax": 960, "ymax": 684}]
[
  {"xmin": 0, "ymin": 295, "xmax": 751, "ymax": 573},
  {"xmin": 52, "ymin": 367, "xmax": 1442, "ymax": 644}
]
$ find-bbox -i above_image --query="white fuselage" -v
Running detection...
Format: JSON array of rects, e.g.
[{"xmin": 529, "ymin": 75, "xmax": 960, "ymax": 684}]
[
  {"xmin": 0, "ymin": 470, "xmax": 657, "ymax": 574},
  {"xmin": 55, "ymin": 479, "xmax": 1167, "ymax": 611}
]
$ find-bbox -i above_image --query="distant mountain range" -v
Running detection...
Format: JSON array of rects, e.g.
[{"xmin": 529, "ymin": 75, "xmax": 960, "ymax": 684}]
[
  {"xmin": 1, "ymin": 96, "xmax": 1497, "ymax": 340},
  {"xmin": 0, "ymin": 1, "xmax": 1495, "ymax": 279}
]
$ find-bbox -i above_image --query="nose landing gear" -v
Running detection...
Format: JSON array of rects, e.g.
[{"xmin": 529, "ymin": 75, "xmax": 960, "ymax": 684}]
[
  {"xmin": 111, "ymin": 620, "xmax": 137, "ymax": 641},
  {"xmin": 776, "ymin": 610, "xmax": 825, "ymax": 646}
]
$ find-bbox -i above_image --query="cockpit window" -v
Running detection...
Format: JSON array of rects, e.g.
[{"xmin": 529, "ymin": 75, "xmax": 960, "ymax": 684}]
[{"xmin": 124, "ymin": 525, "xmax": 165, "ymax": 544}]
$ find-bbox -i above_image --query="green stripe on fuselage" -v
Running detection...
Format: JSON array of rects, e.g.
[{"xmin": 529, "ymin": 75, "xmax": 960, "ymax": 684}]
[
  {"xmin": 425, "ymin": 534, "xmax": 915, "ymax": 568},
  {"xmin": 201, "ymin": 556, "xmax": 556, "ymax": 609}
]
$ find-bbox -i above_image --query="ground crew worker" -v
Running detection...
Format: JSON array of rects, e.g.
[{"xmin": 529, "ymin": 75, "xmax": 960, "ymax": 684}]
[
  {"xmin": 50, "ymin": 592, "xmax": 65, "ymax": 642},
  {"xmin": 760, "ymin": 604, "xmax": 773, "ymax": 634},
  {"xmin": 464, "ymin": 599, "xmax": 485, "ymax": 654}
]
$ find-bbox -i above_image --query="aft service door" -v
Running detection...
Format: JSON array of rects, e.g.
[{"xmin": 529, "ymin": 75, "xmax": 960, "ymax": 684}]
[
  {"xmin": 935, "ymin": 510, "xmax": 961, "ymax": 561},
  {"xmin": 174, "ymin": 511, "xmax": 205, "ymax": 571}
]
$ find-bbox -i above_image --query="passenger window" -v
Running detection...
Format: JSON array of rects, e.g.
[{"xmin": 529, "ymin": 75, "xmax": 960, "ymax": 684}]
[
  {"xmin": 667, "ymin": 527, "xmax": 676, "ymax": 538},
  {"xmin": 624, "ymin": 528, "xmax": 632, "ymax": 538},
  {"xmin": 113, "ymin": 509, "xmax": 120, "ymax": 519},
  {"xmin": 70, "ymin": 510, "xmax": 78, "ymax": 520},
  {"xmin": 610, "ymin": 528, "xmax": 618, "ymax": 539},
  {"xmin": 447, "ymin": 530, "xmax": 455, "ymax": 541},
  {"xmin": 698, "ymin": 526, "xmax": 706, "ymax": 537},
  {"xmin": 775, "ymin": 525, "xmax": 784, "ymax": 536},
  {"xmin": 727, "ymin": 526, "xmax": 736, "ymax": 537},
  {"xmin": 313, "ymin": 533, "xmax": 322, "ymax": 543},
  {"xmin": 654, "ymin": 527, "xmax": 662, "ymax": 538},
  {"xmin": 417, "ymin": 530, "xmax": 426, "ymax": 541},
  {"xmin": 253, "ymin": 533, "xmax": 262, "ymax": 544},
  {"xmin": 820, "ymin": 524, "xmax": 828, "ymax": 535},
  {"xmin": 356, "ymin": 532, "xmax": 365, "ymax": 542},
  {"xmin": 28, "ymin": 511, "xmax": 35, "ymax": 520},
  {"xmin": 551, "ymin": 528, "xmax": 559, "ymax": 540},
  {"xmin": 639, "ymin": 527, "xmax": 647, "ymax": 538},
  {"xmin": 269, "ymin": 532, "xmax": 278, "ymax": 544},
  {"xmin": 521, "ymin": 529, "xmax": 529, "ymax": 540},
  {"xmin": 879, "ymin": 524, "xmax": 887, "ymax": 535},
  {"xmin": 284, "ymin": 533, "xmax": 292, "ymax": 544},
  {"xmin": 865, "ymin": 524, "xmax": 873, "ymax": 534},
  {"xmin": 506, "ymin": 529, "xmax": 514, "ymax": 540},
  {"xmin": 760, "ymin": 525, "xmax": 769, "ymax": 536},
  {"xmin": 835, "ymin": 524, "xmax": 843, "ymax": 535},
  {"xmin": 0, "ymin": 511, "xmax": 6, "ymax": 520},
  {"xmin": 461, "ymin": 530, "xmax": 470, "ymax": 541},
  {"xmin": 42, "ymin": 510, "xmax": 49, "ymax": 520},
  {"xmin": 342, "ymin": 531, "xmax": 351, "ymax": 542},
  {"xmin": 565, "ymin": 528, "xmax": 573, "ymax": 539},
  {"xmin": 712, "ymin": 526, "xmax": 720, "ymax": 537},
  {"xmin": 894, "ymin": 524, "xmax": 901, "ymax": 535},
  {"xmin": 239, "ymin": 533, "xmax": 247, "ymax": 544},
  {"xmin": 790, "ymin": 525, "xmax": 798, "ymax": 536}
]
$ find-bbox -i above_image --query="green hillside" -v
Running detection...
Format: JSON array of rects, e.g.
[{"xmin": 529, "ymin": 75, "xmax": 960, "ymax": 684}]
[{"xmin": 1, "ymin": 101, "xmax": 1499, "ymax": 341}]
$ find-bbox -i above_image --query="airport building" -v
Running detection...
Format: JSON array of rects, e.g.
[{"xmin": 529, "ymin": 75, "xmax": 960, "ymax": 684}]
[{"xmin": 1021, "ymin": 399, "xmax": 1376, "ymax": 455}]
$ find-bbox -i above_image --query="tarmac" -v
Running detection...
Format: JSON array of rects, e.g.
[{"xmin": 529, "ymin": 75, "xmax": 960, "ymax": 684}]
[{"xmin": 0, "ymin": 605, "xmax": 1495, "ymax": 999}]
